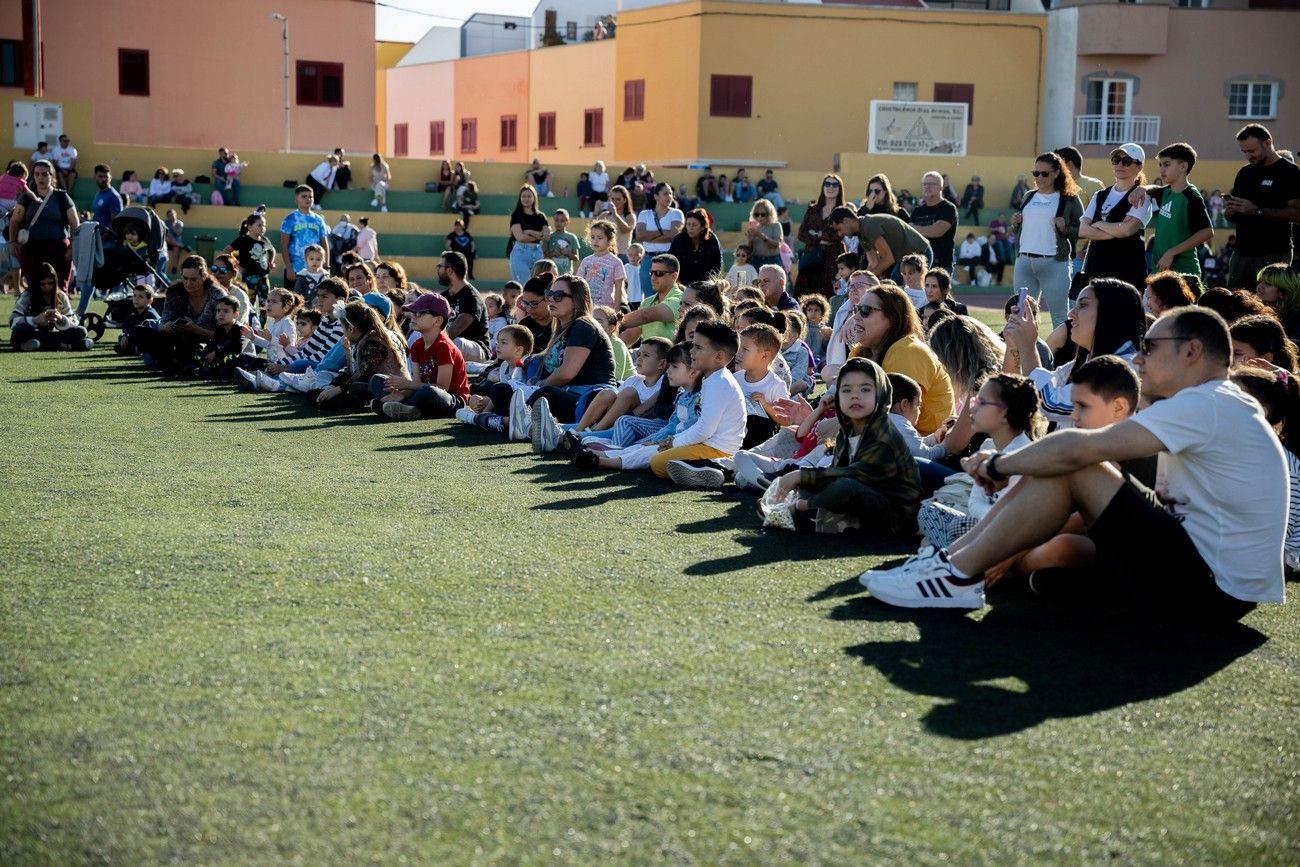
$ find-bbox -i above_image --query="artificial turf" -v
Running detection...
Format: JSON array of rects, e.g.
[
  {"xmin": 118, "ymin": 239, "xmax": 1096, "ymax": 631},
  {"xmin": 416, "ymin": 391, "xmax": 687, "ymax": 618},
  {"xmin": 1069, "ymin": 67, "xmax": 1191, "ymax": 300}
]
[{"xmin": 1, "ymin": 302, "xmax": 1297, "ymax": 864}]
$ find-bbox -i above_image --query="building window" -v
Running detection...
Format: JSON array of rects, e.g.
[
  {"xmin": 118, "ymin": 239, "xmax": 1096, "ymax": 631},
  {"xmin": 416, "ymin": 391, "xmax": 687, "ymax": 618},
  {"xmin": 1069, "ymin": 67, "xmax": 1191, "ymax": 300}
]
[
  {"xmin": 1228, "ymin": 80, "xmax": 1278, "ymax": 119},
  {"xmin": 893, "ymin": 81, "xmax": 917, "ymax": 102},
  {"xmin": 934, "ymin": 82, "xmax": 974, "ymax": 124},
  {"xmin": 566, "ymin": 21, "xmax": 578, "ymax": 40},
  {"xmin": 500, "ymin": 115, "xmax": 517, "ymax": 150},
  {"xmin": 461, "ymin": 118, "xmax": 477, "ymax": 153},
  {"xmin": 430, "ymin": 121, "xmax": 445, "ymax": 155},
  {"xmin": 0, "ymin": 39, "xmax": 22, "ymax": 88},
  {"xmin": 624, "ymin": 79, "xmax": 645, "ymax": 121},
  {"xmin": 393, "ymin": 123, "xmax": 409, "ymax": 157},
  {"xmin": 583, "ymin": 108, "xmax": 603, "ymax": 146},
  {"xmin": 710, "ymin": 75, "xmax": 752, "ymax": 118},
  {"xmin": 538, "ymin": 112, "xmax": 556, "ymax": 149},
  {"xmin": 118, "ymin": 49, "xmax": 149, "ymax": 96},
  {"xmin": 297, "ymin": 61, "xmax": 343, "ymax": 107}
]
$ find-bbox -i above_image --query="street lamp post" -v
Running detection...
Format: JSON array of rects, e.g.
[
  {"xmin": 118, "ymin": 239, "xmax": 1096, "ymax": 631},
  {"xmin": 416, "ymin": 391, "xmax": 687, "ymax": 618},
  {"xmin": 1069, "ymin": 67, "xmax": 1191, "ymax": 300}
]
[{"xmin": 271, "ymin": 13, "xmax": 290, "ymax": 153}]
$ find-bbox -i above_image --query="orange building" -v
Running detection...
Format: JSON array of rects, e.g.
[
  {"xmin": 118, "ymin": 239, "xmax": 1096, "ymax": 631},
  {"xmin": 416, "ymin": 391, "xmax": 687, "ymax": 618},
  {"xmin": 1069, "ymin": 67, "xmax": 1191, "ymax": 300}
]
[{"xmin": 0, "ymin": 0, "xmax": 377, "ymax": 153}]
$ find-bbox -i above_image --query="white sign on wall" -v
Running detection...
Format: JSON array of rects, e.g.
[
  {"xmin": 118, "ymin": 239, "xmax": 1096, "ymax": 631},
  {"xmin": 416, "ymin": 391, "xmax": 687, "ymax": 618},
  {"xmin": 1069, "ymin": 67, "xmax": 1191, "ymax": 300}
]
[
  {"xmin": 12, "ymin": 101, "xmax": 64, "ymax": 150},
  {"xmin": 868, "ymin": 101, "xmax": 968, "ymax": 157}
]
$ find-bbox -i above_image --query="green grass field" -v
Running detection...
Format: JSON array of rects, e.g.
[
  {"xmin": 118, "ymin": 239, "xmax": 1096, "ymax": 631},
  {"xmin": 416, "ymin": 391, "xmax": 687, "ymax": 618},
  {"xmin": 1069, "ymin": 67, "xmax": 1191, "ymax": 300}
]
[{"xmin": 2, "ymin": 301, "xmax": 1297, "ymax": 864}]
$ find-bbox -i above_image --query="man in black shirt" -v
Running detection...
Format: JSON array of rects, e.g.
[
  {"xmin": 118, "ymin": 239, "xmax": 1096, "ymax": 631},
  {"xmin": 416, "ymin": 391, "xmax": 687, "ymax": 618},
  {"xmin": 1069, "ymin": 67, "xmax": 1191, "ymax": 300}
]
[
  {"xmin": 437, "ymin": 251, "xmax": 490, "ymax": 361},
  {"xmin": 1225, "ymin": 124, "xmax": 1300, "ymax": 289},
  {"xmin": 910, "ymin": 171, "xmax": 959, "ymax": 273}
]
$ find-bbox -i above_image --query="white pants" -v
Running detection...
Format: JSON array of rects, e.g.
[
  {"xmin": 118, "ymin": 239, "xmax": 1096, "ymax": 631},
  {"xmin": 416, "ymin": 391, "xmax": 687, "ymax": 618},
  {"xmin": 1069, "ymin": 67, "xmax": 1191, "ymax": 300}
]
[{"xmin": 455, "ymin": 337, "xmax": 488, "ymax": 362}]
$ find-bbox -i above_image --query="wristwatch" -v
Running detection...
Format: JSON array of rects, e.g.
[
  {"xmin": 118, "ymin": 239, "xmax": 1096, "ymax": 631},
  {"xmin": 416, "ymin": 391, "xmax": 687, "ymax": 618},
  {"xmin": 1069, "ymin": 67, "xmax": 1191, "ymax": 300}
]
[{"xmin": 986, "ymin": 452, "xmax": 1007, "ymax": 482}]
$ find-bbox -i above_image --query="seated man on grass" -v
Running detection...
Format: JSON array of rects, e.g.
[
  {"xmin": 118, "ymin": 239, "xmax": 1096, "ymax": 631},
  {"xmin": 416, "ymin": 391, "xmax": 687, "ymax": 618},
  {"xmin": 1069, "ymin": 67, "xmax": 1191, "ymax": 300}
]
[{"xmin": 861, "ymin": 307, "xmax": 1286, "ymax": 623}]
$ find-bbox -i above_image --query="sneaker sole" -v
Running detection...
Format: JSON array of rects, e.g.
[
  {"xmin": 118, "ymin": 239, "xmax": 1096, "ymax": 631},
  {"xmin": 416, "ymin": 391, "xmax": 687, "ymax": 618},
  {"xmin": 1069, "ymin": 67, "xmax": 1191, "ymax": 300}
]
[
  {"xmin": 667, "ymin": 462, "xmax": 725, "ymax": 489},
  {"xmin": 530, "ymin": 402, "xmax": 547, "ymax": 453},
  {"xmin": 865, "ymin": 576, "xmax": 984, "ymax": 610}
]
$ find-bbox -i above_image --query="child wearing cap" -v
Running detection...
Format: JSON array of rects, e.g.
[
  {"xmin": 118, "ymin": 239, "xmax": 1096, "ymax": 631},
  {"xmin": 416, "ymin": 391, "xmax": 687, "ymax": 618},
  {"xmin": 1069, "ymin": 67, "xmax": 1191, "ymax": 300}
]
[{"xmin": 371, "ymin": 292, "xmax": 469, "ymax": 420}]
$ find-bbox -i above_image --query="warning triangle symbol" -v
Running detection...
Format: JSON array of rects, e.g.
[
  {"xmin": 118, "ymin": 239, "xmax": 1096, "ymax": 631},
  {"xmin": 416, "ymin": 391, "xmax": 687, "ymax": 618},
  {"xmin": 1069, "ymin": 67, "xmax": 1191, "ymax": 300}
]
[{"xmin": 905, "ymin": 116, "xmax": 934, "ymax": 142}]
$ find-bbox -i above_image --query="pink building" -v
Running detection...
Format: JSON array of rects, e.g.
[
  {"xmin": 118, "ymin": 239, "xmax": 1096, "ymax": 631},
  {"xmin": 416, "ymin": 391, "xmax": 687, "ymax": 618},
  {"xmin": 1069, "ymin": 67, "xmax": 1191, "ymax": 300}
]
[
  {"xmin": 0, "ymin": 0, "xmax": 377, "ymax": 153},
  {"xmin": 1043, "ymin": 1, "xmax": 1300, "ymax": 161}
]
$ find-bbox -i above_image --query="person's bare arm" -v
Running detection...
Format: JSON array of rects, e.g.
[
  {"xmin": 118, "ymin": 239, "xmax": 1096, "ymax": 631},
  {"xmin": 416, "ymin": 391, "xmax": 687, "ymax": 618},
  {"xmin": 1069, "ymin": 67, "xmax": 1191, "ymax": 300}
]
[
  {"xmin": 966, "ymin": 419, "xmax": 1165, "ymax": 481},
  {"xmin": 445, "ymin": 312, "xmax": 475, "ymax": 340}
]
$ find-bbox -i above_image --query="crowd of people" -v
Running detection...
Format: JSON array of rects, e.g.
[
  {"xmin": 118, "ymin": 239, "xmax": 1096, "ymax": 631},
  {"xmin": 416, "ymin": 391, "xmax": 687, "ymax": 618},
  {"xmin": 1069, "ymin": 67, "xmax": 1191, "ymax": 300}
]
[{"xmin": 5, "ymin": 123, "xmax": 1299, "ymax": 627}]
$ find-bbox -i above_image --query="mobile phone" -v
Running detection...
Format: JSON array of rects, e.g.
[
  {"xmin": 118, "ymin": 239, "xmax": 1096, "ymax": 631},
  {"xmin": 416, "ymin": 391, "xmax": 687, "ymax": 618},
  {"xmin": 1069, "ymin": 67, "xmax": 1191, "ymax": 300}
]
[{"xmin": 1017, "ymin": 287, "xmax": 1029, "ymax": 316}]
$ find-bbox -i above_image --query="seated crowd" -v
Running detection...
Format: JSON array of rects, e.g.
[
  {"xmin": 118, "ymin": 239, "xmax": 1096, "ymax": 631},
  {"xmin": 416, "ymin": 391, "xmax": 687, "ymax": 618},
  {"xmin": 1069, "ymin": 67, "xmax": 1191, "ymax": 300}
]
[{"xmin": 5, "ymin": 129, "xmax": 1298, "ymax": 627}]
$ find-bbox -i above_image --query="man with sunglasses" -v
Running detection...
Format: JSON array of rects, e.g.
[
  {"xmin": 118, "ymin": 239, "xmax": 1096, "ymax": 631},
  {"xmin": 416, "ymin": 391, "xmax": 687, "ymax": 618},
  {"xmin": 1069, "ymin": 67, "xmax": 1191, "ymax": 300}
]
[
  {"xmin": 619, "ymin": 254, "xmax": 683, "ymax": 345},
  {"xmin": 862, "ymin": 307, "xmax": 1286, "ymax": 620},
  {"xmin": 1223, "ymin": 124, "xmax": 1300, "ymax": 289}
]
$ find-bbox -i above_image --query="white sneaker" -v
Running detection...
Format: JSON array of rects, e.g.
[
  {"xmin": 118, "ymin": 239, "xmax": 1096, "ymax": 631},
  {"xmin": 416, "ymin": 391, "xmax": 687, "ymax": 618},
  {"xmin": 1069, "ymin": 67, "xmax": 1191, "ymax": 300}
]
[
  {"xmin": 257, "ymin": 370, "xmax": 290, "ymax": 393},
  {"xmin": 508, "ymin": 389, "xmax": 531, "ymax": 441},
  {"xmin": 310, "ymin": 368, "xmax": 337, "ymax": 389},
  {"xmin": 530, "ymin": 397, "xmax": 563, "ymax": 454},
  {"xmin": 370, "ymin": 198, "xmax": 379, "ymax": 207},
  {"xmin": 234, "ymin": 368, "xmax": 258, "ymax": 389},
  {"xmin": 80, "ymin": 337, "xmax": 95, "ymax": 350},
  {"xmin": 380, "ymin": 205, "xmax": 388, "ymax": 213},
  {"xmin": 383, "ymin": 400, "xmax": 421, "ymax": 420},
  {"xmin": 860, "ymin": 549, "xmax": 984, "ymax": 610},
  {"xmin": 454, "ymin": 407, "xmax": 477, "ymax": 425}
]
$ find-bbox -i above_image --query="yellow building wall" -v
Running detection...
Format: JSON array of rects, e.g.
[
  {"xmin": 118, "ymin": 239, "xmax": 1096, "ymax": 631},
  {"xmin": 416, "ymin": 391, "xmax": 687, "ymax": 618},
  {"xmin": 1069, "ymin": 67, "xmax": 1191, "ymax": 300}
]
[
  {"xmin": 453, "ymin": 51, "xmax": 531, "ymax": 163},
  {"xmin": 527, "ymin": 40, "xmax": 616, "ymax": 167},
  {"xmin": 612, "ymin": 3, "xmax": 702, "ymax": 165},
  {"xmin": 615, "ymin": 1, "xmax": 1045, "ymax": 171},
  {"xmin": 374, "ymin": 42, "xmax": 414, "ymax": 156}
]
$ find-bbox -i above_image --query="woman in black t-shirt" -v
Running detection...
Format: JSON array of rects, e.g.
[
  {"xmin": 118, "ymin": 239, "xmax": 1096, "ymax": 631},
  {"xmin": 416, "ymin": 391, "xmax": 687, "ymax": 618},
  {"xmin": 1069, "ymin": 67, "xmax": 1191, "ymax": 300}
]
[
  {"xmin": 529, "ymin": 274, "xmax": 616, "ymax": 422},
  {"xmin": 508, "ymin": 184, "xmax": 550, "ymax": 284},
  {"xmin": 9, "ymin": 160, "xmax": 79, "ymax": 293}
]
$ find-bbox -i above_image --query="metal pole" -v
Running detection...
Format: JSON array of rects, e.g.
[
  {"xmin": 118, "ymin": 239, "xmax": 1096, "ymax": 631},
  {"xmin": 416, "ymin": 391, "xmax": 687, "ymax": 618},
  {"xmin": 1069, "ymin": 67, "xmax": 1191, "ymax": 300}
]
[
  {"xmin": 282, "ymin": 18, "xmax": 290, "ymax": 153},
  {"xmin": 272, "ymin": 13, "xmax": 290, "ymax": 152}
]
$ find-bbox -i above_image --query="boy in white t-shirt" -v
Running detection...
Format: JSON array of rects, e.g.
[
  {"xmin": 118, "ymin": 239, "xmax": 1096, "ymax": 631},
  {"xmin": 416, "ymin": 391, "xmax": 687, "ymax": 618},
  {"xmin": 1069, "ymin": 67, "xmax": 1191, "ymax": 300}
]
[
  {"xmin": 734, "ymin": 322, "xmax": 790, "ymax": 449},
  {"xmin": 624, "ymin": 243, "xmax": 645, "ymax": 308},
  {"xmin": 568, "ymin": 336, "xmax": 670, "ymax": 435}
]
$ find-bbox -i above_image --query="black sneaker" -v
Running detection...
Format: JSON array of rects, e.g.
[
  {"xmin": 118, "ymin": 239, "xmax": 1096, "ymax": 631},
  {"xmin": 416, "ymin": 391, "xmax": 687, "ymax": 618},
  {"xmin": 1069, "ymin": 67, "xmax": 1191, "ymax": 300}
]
[
  {"xmin": 559, "ymin": 431, "xmax": 583, "ymax": 459},
  {"xmin": 574, "ymin": 448, "xmax": 600, "ymax": 471}
]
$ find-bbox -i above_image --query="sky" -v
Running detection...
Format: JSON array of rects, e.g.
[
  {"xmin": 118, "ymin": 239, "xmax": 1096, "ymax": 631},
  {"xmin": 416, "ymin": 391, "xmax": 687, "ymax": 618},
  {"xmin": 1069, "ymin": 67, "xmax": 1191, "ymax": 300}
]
[{"xmin": 374, "ymin": 1, "xmax": 541, "ymax": 43}]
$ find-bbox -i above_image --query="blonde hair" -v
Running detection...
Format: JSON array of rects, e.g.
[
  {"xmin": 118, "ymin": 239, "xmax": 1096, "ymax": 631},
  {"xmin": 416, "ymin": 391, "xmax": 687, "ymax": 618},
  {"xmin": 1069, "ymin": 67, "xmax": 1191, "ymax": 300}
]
[{"xmin": 750, "ymin": 199, "xmax": 778, "ymax": 225}]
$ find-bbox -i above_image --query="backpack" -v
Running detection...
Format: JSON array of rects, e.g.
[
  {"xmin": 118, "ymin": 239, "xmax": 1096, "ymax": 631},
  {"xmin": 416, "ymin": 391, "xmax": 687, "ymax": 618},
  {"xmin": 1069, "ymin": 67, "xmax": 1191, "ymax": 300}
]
[{"xmin": 210, "ymin": 189, "xmax": 224, "ymax": 206}]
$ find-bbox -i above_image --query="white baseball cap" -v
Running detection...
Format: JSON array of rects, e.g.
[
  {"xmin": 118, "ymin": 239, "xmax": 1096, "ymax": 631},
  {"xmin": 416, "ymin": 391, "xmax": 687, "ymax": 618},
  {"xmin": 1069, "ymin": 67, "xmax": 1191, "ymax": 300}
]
[{"xmin": 1111, "ymin": 143, "xmax": 1146, "ymax": 163}]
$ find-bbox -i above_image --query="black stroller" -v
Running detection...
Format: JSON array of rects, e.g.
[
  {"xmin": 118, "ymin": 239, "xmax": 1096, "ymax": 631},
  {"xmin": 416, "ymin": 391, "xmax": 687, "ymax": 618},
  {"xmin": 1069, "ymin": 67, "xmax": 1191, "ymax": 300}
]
[{"xmin": 81, "ymin": 205, "xmax": 171, "ymax": 342}]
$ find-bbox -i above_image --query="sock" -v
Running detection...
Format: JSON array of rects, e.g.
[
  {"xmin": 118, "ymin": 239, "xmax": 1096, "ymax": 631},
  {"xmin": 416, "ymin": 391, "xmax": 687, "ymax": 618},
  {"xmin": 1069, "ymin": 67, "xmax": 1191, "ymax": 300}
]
[{"xmin": 942, "ymin": 550, "xmax": 971, "ymax": 580}]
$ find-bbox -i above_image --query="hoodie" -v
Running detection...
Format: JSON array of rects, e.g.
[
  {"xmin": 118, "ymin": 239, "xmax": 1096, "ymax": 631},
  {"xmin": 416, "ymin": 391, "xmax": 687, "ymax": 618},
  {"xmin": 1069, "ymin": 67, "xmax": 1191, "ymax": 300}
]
[{"xmin": 798, "ymin": 356, "xmax": 923, "ymax": 533}]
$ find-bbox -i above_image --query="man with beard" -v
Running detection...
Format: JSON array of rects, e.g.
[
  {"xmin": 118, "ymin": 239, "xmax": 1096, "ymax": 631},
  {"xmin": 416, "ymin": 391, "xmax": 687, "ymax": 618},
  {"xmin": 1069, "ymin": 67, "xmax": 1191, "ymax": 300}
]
[{"xmin": 437, "ymin": 250, "xmax": 490, "ymax": 361}]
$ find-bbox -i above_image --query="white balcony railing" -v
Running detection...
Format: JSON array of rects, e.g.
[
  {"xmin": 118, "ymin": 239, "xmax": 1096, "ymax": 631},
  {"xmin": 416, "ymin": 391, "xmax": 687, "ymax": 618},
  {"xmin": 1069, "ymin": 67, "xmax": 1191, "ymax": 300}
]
[{"xmin": 1074, "ymin": 114, "xmax": 1161, "ymax": 146}]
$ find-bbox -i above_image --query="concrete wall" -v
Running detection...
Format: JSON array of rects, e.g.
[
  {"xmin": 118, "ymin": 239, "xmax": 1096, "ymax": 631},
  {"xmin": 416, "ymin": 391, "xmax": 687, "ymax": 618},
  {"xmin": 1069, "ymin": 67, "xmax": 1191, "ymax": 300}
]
[
  {"xmin": 30, "ymin": 0, "xmax": 375, "ymax": 153},
  {"xmin": 1071, "ymin": 8, "xmax": 1300, "ymax": 162},
  {"xmin": 527, "ymin": 40, "xmax": 616, "ymax": 165}
]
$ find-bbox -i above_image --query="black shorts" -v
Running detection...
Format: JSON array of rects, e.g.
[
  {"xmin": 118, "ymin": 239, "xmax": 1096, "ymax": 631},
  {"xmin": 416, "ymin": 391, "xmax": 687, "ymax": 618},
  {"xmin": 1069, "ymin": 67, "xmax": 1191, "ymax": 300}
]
[{"xmin": 1086, "ymin": 479, "xmax": 1255, "ymax": 623}]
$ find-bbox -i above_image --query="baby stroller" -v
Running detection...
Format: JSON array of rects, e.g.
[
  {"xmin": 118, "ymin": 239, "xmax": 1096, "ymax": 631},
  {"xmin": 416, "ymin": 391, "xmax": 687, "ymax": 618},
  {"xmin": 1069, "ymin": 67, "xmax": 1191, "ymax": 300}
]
[{"xmin": 80, "ymin": 205, "xmax": 170, "ymax": 342}]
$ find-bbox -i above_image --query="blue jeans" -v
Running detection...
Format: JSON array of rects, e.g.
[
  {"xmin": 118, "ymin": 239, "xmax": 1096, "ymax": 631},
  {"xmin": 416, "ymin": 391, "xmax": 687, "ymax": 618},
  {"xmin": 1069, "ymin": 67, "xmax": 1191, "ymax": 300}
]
[
  {"xmin": 581, "ymin": 415, "xmax": 666, "ymax": 446},
  {"xmin": 509, "ymin": 242, "xmax": 543, "ymax": 284},
  {"xmin": 369, "ymin": 374, "xmax": 463, "ymax": 417}
]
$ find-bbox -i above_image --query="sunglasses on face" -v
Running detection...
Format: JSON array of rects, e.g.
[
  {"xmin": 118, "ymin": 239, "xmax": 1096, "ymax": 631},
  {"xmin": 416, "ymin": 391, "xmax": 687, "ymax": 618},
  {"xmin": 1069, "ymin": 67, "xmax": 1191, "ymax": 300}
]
[
  {"xmin": 649, "ymin": 269, "xmax": 672, "ymax": 277},
  {"xmin": 823, "ymin": 180, "xmax": 841, "ymax": 188},
  {"xmin": 518, "ymin": 298, "xmax": 540, "ymax": 309},
  {"xmin": 546, "ymin": 290, "xmax": 572, "ymax": 301},
  {"xmin": 855, "ymin": 303, "xmax": 883, "ymax": 317},
  {"xmin": 1031, "ymin": 170, "xmax": 1054, "ymax": 178},
  {"xmin": 1112, "ymin": 156, "xmax": 1141, "ymax": 167},
  {"xmin": 211, "ymin": 265, "xmax": 232, "ymax": 274}
]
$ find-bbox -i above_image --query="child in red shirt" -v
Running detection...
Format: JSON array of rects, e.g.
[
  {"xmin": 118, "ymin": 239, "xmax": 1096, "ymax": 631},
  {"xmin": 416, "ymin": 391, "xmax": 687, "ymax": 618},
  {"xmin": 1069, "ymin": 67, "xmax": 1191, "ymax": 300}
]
[{"xmin": 371, "ymin": 293, "xmax": 469, "ymax": 419}]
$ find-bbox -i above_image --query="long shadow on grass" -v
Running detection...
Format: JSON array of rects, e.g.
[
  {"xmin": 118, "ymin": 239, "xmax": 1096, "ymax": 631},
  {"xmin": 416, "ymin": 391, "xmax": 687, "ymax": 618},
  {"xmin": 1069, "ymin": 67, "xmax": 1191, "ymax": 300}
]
[{"xmin": 828, "ymin": 594, "xmax": 1266, "ymax": 739}]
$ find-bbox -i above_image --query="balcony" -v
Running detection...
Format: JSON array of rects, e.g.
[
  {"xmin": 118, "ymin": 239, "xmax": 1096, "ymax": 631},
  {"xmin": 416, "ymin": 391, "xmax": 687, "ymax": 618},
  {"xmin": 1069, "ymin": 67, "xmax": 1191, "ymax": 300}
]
[{"xmin": 1075, "ymin": 115, "xmax": 1161, "ymax": 147}]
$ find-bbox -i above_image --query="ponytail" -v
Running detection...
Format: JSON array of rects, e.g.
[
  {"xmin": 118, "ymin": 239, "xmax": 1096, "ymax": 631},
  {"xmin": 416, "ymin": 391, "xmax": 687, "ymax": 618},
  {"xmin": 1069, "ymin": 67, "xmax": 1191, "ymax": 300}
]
[
  {"xmin": 1231, "ymin": 367, "xmax": 1300, "ymax": 459},
  {"xmin": 989, "ymin": 373, "xmax": 1045, "ymax": 440}
]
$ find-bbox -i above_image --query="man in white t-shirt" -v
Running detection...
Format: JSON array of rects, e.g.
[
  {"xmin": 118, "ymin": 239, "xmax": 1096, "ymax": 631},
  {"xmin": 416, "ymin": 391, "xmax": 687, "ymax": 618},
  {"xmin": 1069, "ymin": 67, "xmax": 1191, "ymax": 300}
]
[
  {"xmin": 52, "ymin": 134, "xmax": 78, "ymax": 191},
  {"xmin": 863, "ymin": 307, "xmax": 1286, "ymax": 619}
]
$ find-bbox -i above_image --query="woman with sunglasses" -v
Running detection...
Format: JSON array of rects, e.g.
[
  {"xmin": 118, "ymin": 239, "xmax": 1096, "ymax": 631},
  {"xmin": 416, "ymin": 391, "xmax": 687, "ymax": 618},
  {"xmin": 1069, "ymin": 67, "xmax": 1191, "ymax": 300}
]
[
  {"xmin": 1077, "ymin": 144, "xmax": 1155, "ymax": 297},
  {"xmin": 1004, "ymin": 277, "xmax": 1146, "ymax": 428},
  {"xmin": 794, "ymin": 174, "xmax": 848, "ymax": 299},
  {"xmin": 1009, "ymin": 152, "xmax": 1083, "ymax": 327},
  {"xmin": 857, "ymin": 174, "xmax": 909, "ymax": 221},
  {"xmin": 849, "ymin": 282, "xmax": 954, "ymax": 435}
]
